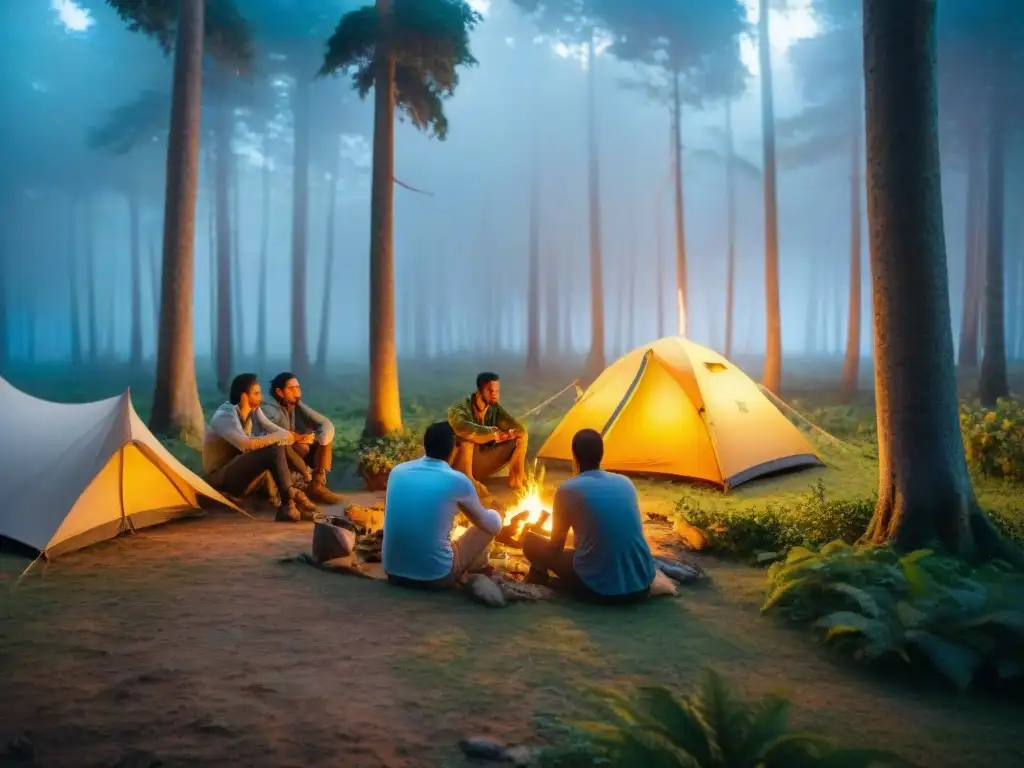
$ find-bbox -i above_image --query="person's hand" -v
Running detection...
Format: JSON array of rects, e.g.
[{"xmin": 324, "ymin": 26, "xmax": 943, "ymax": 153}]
[
  {"xmin": 296, "ymin": 431, "xmax": 316, "ymax": 445},
  {"xmin": 495, "ymin": 430, "xmax": 511, "ymax": 443},
  {"xmin": 281, "ymin": 431, "xmax": 296, "ymax": 446}
]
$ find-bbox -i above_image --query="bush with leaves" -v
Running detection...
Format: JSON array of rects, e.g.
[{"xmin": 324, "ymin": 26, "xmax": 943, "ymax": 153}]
[
  {"xmin": 960, "ymin": 398, "xmax": 1024, "ymax": 482},
  {"xmin": 356, "ymin": 429, "xmax": 424, "ymax": 484},
  {"xmin": 676, "ymin": 482, "xmax": 875, "ymax": 560},
  {"xmin": 536, "ymin": 668, "xmax": 909, "ymax": 767},
  {"xmin": 762, "ymin": 541, "xmax": 1024, "ymax": 691}
]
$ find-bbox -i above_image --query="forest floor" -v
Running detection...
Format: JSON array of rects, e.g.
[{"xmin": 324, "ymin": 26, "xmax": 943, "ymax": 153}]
[{"xmin": 2, "ymin": 358, "xmax": 1023, "ymax": 767}]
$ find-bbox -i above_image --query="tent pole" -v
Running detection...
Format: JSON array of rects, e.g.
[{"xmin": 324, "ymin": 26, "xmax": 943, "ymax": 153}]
[{"xmin": 117, "ymin": 445, "xmax": 136, "ymax": 535}]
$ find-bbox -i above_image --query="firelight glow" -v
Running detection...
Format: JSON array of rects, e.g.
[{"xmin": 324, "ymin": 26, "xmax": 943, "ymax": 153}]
[{"xmin": 503, "ymin": 484, "xmax": 553, "ymax": 534}]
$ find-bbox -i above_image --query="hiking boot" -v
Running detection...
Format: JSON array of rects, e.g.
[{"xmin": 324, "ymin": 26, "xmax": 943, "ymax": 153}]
[
  {"xmin": 292, "ymin": 489, "xmax": 318, "ymax": 520},
  {"xmin": 275, "ymin": 500, "xmax": 301, "ymax": 522},
  {"xmin": 306, "ymin": 469, "xmax": 344, "ymax": 505}
]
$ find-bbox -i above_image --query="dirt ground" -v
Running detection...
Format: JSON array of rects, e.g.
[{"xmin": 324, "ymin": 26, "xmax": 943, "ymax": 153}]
[{"xmin": 2, "ymin": 492, "xmax": 1023, "ymax": 768}]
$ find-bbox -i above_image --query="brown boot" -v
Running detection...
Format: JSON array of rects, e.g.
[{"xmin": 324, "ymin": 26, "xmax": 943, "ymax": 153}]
[
  {"xmin": 291, "ymin": 488, "xmax": 318, "ymax": 520},
  {"xmin": 275, "ymin": 499, "xmax": 300, "ymax": 522},
  {"xmin": 306, "ymin": 469, "xmax": 344, "ymax": 505}
]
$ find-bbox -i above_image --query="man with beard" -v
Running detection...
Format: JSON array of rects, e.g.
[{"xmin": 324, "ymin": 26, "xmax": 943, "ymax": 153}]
[
  {"xmin": 446, "ymin": 372, "xmax": 528, "ymax": 496},
  {"xmin": 262, "ymin": 372, "xmax": 344, "ymax": 505},
  {"xmin": 203, "ymin": 373, "xmax": 318, "ymax": 522}
]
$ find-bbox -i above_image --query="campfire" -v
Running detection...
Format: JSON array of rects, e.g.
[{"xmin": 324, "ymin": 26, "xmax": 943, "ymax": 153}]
[{"xmin": 502, "ymin": 482, "xmax": 552, "ymax": 536}]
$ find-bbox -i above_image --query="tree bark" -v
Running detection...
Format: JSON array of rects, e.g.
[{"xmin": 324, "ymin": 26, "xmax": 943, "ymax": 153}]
[
  {"xmin": 978, "ymin": 85, "xmax": 1008, "ymax": 407},
  {"xmin": 231, "ymin": 154, "xmax": 244, "ymax": 359},
  {"xmin": 671, "ymin": 71, "xmax": 688, "ymax": 338},
  {"xmin": 214, "ymin": 103, "xmax": 233, "ymax": 393},
  {"xmin": 149, "ymin": 0, "xmax": 205, "ymax": 444},
  {"xmin": 544, "ymin": 237, "xmax": 559, "ymax": 359},
  {"xmin": 148, "ymin": 232, "xmax": 160, "ymax": 347},
  {"xmin": 67, "ymin": 197, "xmax": 82, "ymax": 367},
  {"xmin": 804, "ymin": 258, "xmax": 818, "ymax": 355},
  {"xmin": 582, "ymin": 31, "xmax": 606, "ymax": 379},
  {"xmin": 957, "ymin": 127, "xmax": 983, "ymax": 370},
  {"xmin": 128, "ymin": 187, "xmax": 143, "ymax": 368},
  {"xmin": 364, "ymin": 0, "xmax": 402, "ymax": 436},
  {"xmin": 525, "ymin": 159, "xmax": 541, "ymax": 376},
  {"xmin": 257, "ymin": 159, "xmax": 269, "ymax": 369},
  {"xmin": 862, "ymin": 0, "xmax": 1003, "ymax": 558},
  {"xmin": 85, "ymin": 197, "xmax": 98, "ymax": 364},
  {"xmin": 290, "ymin": 77, "xmax": 312, "ymax": 377},
  {"xmin": 758, "ymin": 0, "xmax": 782, "ymax": 393},
  {"xmin": 840, "ymin": 105, "xmax": 863, "ymax": 401},
  {"xmin": 316, "ymin": 136, "xmax": 341, "ymax": 377},
  {"xmin": 724, "ymin": 99, "xmax": 736, "ymax": 359}
]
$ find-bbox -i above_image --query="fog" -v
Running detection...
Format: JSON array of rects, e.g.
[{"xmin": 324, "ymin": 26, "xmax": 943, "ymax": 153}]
[{"xmin": 0, "ymin": 0, "xmax": 1020, "ymax": 374}]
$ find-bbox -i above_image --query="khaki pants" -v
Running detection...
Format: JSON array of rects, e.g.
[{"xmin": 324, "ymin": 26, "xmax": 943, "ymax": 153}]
[{"xmin": 451, "ymin": 433, "xmax": 528, "ymax": 489}]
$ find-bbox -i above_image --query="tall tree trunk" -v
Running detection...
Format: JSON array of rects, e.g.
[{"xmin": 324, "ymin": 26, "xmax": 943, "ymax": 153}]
[
  {"xmin": 862, "ymin": 0, "xmax": 1002, "ymax": 558},
  {"xmin": 627, "ymin": 229, "xmax": 636, "ymax": 351},
  {"xmin": 1006, "ymin": 226, "xmax": 1019, "ymax": 360},
  {"xmin": 257, "ymin": 160, "xmax": 269, "ymax": 368},
  {"xmin": 207, "ymin": 157, "xmax": 216, "ymax": 362},
  {"xmin": 67, "ymin": 197, "xmax": 82, "ymax": 367},
  {"xmin": 128, "ymin": 187, "xmax": 143, "ymax": 368},
  {"xmin": 583, "ymin": 31, "xmax": 606, "ymax": 379},
  {"xmin": 759, "ymin": 0, "xmax": 782, "ymax": 393},
  {"xmin": 804, "ymin": 259, "xmax": 818, "ymax": 354},
  {"xmin": 978, "ymin": 88, "xmax": 1008, "ymax": 406},
  {"xmin": 214, "ymin": 104, "xmax": 233, "ymax": 393},
  {"xmin": 724, "ymin": 99, "xmax": 737, "ymax": 359},
  {"xmin": 231, "ymin": 155, "xmax": 244, "ymax": 359},
  {"xmin": 958, "ymin": 132, "xmax": 984, "ymax": 369},
  {"xmin": 85, "ymin": 198, "xmax": 98, "ymax": 364},
  {"xmin": 544, "ymin": 239, "xmax": 559, "ymax": 358},
  {"xmin": 364, "ymin": 0, "xmax": 402, "ymax": 436},
  {"xmin": 525, "ymin": 162, "xmax": 542, "ymax": 376},
  {"xmin": 671, "ymin": 71, "xmax": 688, "ymax": 338},
  {"xmin": 149, "ymin": 0, "xmax": 206, "ymax": 445},
  {"xmin": 316, "ymin": 140, "xmax": 341, "ymax": 377},
  {"xmin": 290, "ymin": 77, "xmax": 312, "ymax": 378},
  {"xmin": 148, "ymin": 232, "xmax": 160, "ymax": 340},
  {"xmin": 840, "ymin": 108, "xmax": 863, "ymax": 400}
]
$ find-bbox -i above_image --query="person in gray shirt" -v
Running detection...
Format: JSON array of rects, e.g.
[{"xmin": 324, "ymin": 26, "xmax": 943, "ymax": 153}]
[
  {"xmin": 522, "ymin": 429, "xmax": 655, "ymax": 604},
  {"xmin": 202, "ymin": 373, "xmax": 317, "ymax": 522}
]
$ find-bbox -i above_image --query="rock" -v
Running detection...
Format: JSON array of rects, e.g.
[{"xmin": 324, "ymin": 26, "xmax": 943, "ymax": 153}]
[
  {"xmin": 311, "ymin": 520, "xmax": 357, "ymax": 563},
  {"xmin": 673, "ymin": 520, "xmax": 709, "ymax": 550},
  {"xmin": 458, "ymin": 737, "xmax": 506, "ymax": 761},
  {"xmin": 464, "ymin": 574, "xmax": 507, "ymax": 607},
  {"xmin": 655, "ymin": 558, "xmax": 702, "ymax": 584},
  {"xmin": 756, "ymin": 551, "xmax": 784, "ymax": 565},
  {"xmin": 494, "ymin": 575, "xmax": 555, "ymax": 602},
  {"xmin": 504, "ymin": 745, "xmax": 540, "ymax": 766},
  {"xmin": 345, "ymin": 503, "xmax": 385, "ymax": 531}
]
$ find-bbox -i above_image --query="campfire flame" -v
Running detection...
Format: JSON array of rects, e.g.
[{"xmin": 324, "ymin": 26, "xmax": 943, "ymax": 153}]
[{"xmin": 503, "ymin": 460, "xmax": 552, "ymax": 535}]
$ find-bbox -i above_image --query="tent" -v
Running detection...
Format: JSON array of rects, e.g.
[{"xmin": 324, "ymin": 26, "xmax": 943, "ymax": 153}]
[
  {"xmin": 0, "ymin": 377, "xmax": 242, "ymax": 558},
  {"xmin": 537, "ymin": 337, "xmax": 822, "ymax": 488}
]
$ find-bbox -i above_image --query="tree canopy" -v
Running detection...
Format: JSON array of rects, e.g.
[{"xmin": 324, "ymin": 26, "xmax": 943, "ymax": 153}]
[{"xmin": 319, "ymin": 0, "xmax": 482, "ymax": 140}]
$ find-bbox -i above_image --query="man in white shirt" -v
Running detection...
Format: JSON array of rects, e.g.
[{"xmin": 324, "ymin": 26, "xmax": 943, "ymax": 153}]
[{"xmin": 383, "ymin": 421, "xmax": 504, "ymax": 590}]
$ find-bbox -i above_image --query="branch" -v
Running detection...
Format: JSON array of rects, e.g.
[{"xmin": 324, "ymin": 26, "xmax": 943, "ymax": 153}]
[{"xmin": 394, "ymin": 177, "xmax": 434, "ymax": 196}]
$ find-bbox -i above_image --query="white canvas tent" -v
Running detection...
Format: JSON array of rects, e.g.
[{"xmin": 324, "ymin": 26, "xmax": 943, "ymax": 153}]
[{"xmin": 0, "ymin": 377, "xmax": 242, "ymax": 558}]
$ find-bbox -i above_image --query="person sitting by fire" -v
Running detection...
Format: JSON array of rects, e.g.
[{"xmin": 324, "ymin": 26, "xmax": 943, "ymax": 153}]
[
  {"xmin": 521, "ymin": 429, "xmax": 655, "ymax": 604},
  {"xmin": 261, "ymin": 371, "xmax": 344, "ymax": 505},
  {"xmin": 202, "ymin": 373, "xmax": 318, "ymax": 523},
  {"xmin": 446, "ymin": 372, "xmax": 528, "ymax": 496},
  {"xmin": 382, "ymin": 421, "xmax": 504, "ymax": 590}
]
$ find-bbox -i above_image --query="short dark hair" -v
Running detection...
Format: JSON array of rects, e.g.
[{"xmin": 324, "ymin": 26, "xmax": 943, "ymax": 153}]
[
  {"xmin": 476, "ymin": 372, "xmax": 499, "ymax": 391},
  {"xmin": 424, "ymin": 421, "xmax": 457, "ymax": 460},
  {"xmin": 229, "ymin": 373, "xmax": 259, "ymax": 405},
  {"xmin": 270, "ymin": 371, "xmax": 297, "ymax": 400},
  {"xmin": 571, "ymin": 429, "xmax": 603, "ymax": 471}
]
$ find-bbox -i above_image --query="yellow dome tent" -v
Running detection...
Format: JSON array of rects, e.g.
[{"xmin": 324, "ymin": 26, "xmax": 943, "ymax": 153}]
[{"xmin": 537, "ymin": 337, "xmax": 822, "ymax": 489}]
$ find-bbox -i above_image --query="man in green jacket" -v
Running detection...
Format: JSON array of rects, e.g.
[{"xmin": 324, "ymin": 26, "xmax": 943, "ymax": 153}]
[{"xmin": 447, "ymin": 372, "xmax": 528, "ymax": 495}]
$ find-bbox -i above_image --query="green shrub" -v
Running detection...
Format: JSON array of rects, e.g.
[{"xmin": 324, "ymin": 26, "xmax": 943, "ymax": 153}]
[
  {"xmin": 675, "ymin": 482, "xmax": 875, "ymax": 559},
  {"xmin": 356, "ymin": 429, "xmax": 424, "ymax": 475},
  {"xmin": 960, "ymin": 398, "xmax": 1024, "ymax": 482},
  {"xmin": 536, "ymin": 668, "xmax": 909, "ymax": 767},
  {"xmin": 762, "ymin": 542, "xmax": 1024, "ymax": 691}
]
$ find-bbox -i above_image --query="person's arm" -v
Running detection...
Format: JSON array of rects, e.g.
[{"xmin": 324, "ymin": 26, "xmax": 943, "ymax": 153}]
[
  {"xmin": 254, "ymin": 408, "xmax": 292, "ymax": 439},
  {"xmin": 297, "ymin": 402, "xmax": 335, "ymax": 444},
  {"xmin": 453, "ymin": 474, "xmax": 502, "ymax": 535},
  {"xmin": 210, "ymin": 406, "xmax": 291, "ymax": 453},
  {"xmin": 547, "ymin": 487, "xmax": 572, "ymax": 554},
  {"xmin": 494, "ymin": 403, "xmax": 526, "ymax": 434},
  {"xmin": 447, "ymin": 400, "xmax": 498, "ymax": 444}
]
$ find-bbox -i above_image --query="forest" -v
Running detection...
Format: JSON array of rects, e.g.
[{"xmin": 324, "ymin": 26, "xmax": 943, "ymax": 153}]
[{"xmin": 1, "ymin": 1, "xmax": 1023, "ymax": 767}]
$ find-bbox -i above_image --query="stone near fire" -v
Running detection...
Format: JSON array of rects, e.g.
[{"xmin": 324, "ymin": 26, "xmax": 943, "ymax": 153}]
[
  {"xmin": 655, "ymin": 557, "xmax": 703, "ymax": 584},
  {"xmin": 345, "ymin": 503, "xmax": 385, "ymax": 531},
  {"xmin": 464, "ymin": 574, "xmax": 507, "ymax": 607}
]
